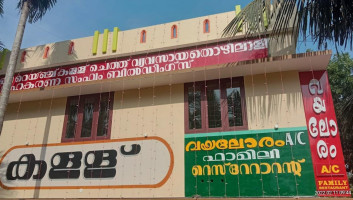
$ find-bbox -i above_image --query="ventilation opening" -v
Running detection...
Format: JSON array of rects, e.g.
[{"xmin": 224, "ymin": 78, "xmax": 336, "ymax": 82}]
[
  {"xmin": 21, "ymin": 51, "xmax": 27, "ymax": 63},
  {"xmin": 43, "ymin": 46, "xmax": 50, "ymax": 59},
  {"xmin": 203, "ymin": 19, "xmax": 210, "ymax": 33},
  {"xmin": 171, "ymin": 25, "xmax": 177, "ymax": 39},
  {"xmin": 140, "ymin": 30, "xmax": 146, "ymax": 43},
  {"xmin": 68, "ymin": 41, "xmax": 74, "ymax": 55}
]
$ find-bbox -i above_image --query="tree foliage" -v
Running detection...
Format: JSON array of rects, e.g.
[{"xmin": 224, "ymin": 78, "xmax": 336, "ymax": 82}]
[
  {"xmin": 0, "ymin": 0, "xmax": 3, "ymax": 16},
  {"xmin": 327, "ymin": 53, "xmax": 353, "ymax": 172},
  {"xmin": 0, "ymin": 41, "xmax": 4, "ymax": 51},
  {"xmin": 223, "ymin": 0, "xmax": 353, "ymax": 49},
  {"xmin": 17, "ymin": 0, "xmax": 57, "ymax": 23},
  {"xmin": 0, "ymin": 0, "xmax": 58, "ymax": 133},
  {"xmin": 0, "ymin": 0, "xmax": 3, "ymax": 50}
]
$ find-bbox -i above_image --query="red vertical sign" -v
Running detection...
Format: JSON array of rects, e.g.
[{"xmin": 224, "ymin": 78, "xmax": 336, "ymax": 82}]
[{"xmin": 300, "ymin": 70, "xmax": 350, "ymax": 196}]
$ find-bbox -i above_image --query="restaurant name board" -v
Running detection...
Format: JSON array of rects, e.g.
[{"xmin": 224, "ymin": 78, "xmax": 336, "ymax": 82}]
[{"xmin": 185, "ymin": 129, "xmax": 316, "ymax": 197}]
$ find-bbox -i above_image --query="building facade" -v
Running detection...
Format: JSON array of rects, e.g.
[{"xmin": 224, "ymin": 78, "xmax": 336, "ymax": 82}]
[{"xmin": 0, "ymin": 7, "xmax": 350, "ymax": 199}]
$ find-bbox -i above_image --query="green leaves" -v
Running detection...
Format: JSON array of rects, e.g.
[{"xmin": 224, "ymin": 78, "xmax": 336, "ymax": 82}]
[
  {"xmin": 0, "ymin": 41, "xmax": 4, "ymax": 51},
  {"xmin": 223, "ymin": 0, "xmax": 353, "ymax": 50},
  {"xmin": 327, "ymin": 53, "xmax": 353, "ymax": 175},
  {"xmin": 0, "ymin": 0, "xmax": 3, "ymax": 17},
  {"xmin": 0, "ymin": 0, "xmax": 4, "ymax": 50},
  {"xmin": 17, "ymin": 0, "xmax": 57, "ymax": 23},
  {"xmin": 328, "ymin": 53, "xmax": 353, "ymax": 105},
  {"xmin": 223, "ymin": 0, "xmax": 271, "ymax": 38}
]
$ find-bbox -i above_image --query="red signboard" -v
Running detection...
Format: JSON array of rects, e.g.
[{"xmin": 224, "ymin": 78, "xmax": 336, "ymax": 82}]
[
  {"xmin": 0, "ymin": 39, "xmax": 268, "ymax": 91},
  {"xmin": 299, "ymin": 70, "xmax": 350, "ymax": 197}
]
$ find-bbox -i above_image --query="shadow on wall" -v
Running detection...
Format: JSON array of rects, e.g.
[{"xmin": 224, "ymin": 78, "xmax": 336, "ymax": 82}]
[
  {"xmin": 268, "ymin": 33, "xmax": 297, "ymax": 57},
  {"xmin": 1, "ymin": 98, "xmax": 65, "ymax": 198},
  {"xmin": 245, "ymin": 72, "xmax": 304, "ymax": 129},
  {"xmin": 246, "ymin": 92, "xmax": 303, "ymax": 125},
  {"xmin": 0, "ymin": 149, "xmax": 15, "ymax": 199},
  {"xmin": 17, "ymin": 40, "xmax": 78, "ymax": 71},
  {"xmin": 115, "ymin": 85, "xmax": 184, "ymax": 109},
  {"xmin": 33, "ymin": 100, "xmax": 53, "ymax": 198}
]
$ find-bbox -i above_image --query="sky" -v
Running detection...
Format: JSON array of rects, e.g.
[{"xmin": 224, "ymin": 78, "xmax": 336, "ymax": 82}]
[{"xmin": 0, "ymin": 0, "xmax": 352, "ymax": 56}]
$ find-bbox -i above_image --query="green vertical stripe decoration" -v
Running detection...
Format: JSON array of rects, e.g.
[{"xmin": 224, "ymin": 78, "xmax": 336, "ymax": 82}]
[
  {"xmin": 92, "ymin": 30, "xmax": 99, "ymax": 55},
  {"xmin": 263, "ymin": 11, "xmax": 269, "ymax": 28},
  {"xmin": 0, "ymin": 49, "xmax": 8, "ymax": 70},
  {"xmin": 102, "ymin": 29, "xmax": 109, "ymax": 54},
  {"xmin": 112, "ymin": 27, "xmax": 119, "ymax": 52},
  {"xmin": 235, "ymin": 5, "xmax": 243, "ymax": 32},
  {"xmin": 235, "ymin": 5, "xmax": 241, "ymax": 15}
]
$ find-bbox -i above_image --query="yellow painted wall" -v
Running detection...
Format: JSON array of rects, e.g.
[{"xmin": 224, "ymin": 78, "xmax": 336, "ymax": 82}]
[
  {"xmin": 0, "ymin": 12, "xmax": 235, "ymax": 74},
  {"xmin": 244, "ymin": 71, "xmax": 306, "ymax": 130},
  {"xmin": 0, "ymin": 84, "xmax": 185, "ymax": 198},
  {"xmin": 0, "ymin": 70, "xmax": 307, "ymax": 198},
  {"xmin": 0, "ymin": 10, "xmax": 296, "ymax": 75},
  {"xmin": 110, "ymin": 84, "xmax": 185, "ymax": 198},
  {"xmin": 0, "ymin": 98, "xmax": 66, "ymax": 199},
  {"xmin": 1, "ymin": 98, "xmax": 66, "ymax": 150}
]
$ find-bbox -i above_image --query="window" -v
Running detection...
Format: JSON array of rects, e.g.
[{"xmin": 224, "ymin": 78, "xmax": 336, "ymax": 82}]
[
  {"xmin": 140, "ymin": 30, "xmax": 146, "ymax": 43},
  {"xmin": 203, "ymin": 19, "xmax": 210, "ymax": 33},
  {"xmin": 171, "ymin": 25, "xmax": 177, "ymax": 39},
  {"xmin": 62, "ymin": 92, "xmax": 114, "ymax": 142},
  {"xmin": 43, "ymin": 46, "xmax": 50, "ymax": 59},
  {"xmin": 68, "ymin": 41, "xmax": 74, "ymax": 55},
  {"xmin": 184, "ymin": 77, "xmax": 247, "ymax": 134},
  {"xmin": 20, "ymin": 51, "xmax": 26, "ymax": 63}
]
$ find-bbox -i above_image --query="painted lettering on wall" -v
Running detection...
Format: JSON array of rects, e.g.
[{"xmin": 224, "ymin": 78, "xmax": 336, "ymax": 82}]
[
  {"xmin": 191, "ymin": 159, "xmax": 305, "ymax": 176},
  {"xmin": 185, "ymin": 136, "xmax": 285, "ymax": 152},
  {"xmin": 0, "ymin": 137, "xmax": 173, "ymax": 190},
  {"xmin": 0, "ymin": 39, "xmax": 268, "ymax": 91},
  {"xmin": 202, "ymin": 149, "xmax": 280, "ymax": 162},
  {"xmin": 299, "ymin": 70, "xmax": 350, "ymax": 197}
]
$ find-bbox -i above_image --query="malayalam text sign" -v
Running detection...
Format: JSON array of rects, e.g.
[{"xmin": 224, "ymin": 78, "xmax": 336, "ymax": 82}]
[
  {"xmin": 184, "ymin": 128, "xmax": 316, "ymax": 197},
  {"xmin": 0, "ymin": 137, "xmax": 174, "ymax": 190},
  {"xmin": 0, "ymin": 39, "xmax": 268, "ymax": 91},
  {"xmin": 299, "ymin": 70, "xmax": 350, "ymax": 197}
]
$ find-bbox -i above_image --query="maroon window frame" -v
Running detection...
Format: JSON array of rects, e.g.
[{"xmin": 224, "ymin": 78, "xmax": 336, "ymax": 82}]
[
  {"xmin": 61, "ymin": 92, "xmax": 114, "ymax": 142},
  {"xmin": 184, "ymin": 77, "xmax": 248, "ymax": 134}
]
